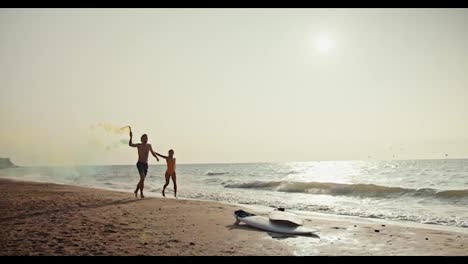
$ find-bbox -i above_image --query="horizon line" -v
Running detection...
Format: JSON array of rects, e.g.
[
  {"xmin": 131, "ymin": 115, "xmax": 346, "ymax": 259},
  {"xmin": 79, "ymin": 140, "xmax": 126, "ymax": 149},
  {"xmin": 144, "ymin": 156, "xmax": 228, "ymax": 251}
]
[{"xmin": 9, "ymin": 157, "xmax": 468, "ymax": 167}]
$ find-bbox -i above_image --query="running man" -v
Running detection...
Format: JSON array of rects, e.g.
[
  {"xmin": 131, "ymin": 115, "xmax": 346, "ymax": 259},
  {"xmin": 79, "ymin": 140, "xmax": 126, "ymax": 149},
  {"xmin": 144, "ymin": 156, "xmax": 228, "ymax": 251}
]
[{"xmin": 129, "ymin": 130, "xmax": 159, "ymax": 198}]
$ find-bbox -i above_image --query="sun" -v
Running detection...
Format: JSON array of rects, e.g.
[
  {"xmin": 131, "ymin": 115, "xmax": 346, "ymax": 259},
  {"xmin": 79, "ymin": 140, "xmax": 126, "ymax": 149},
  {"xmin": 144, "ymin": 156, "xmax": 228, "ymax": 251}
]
[{"xmin": 315, "ymin": 35, "xmax": 333, "ymax": 53}]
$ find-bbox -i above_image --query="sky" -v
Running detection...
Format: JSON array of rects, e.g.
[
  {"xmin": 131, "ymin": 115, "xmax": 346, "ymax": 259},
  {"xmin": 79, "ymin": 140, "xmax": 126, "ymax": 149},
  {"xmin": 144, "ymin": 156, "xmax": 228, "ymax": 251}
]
[{"xmin": 1, "ymin": 8, "xmax": 468, "ymax": 165}]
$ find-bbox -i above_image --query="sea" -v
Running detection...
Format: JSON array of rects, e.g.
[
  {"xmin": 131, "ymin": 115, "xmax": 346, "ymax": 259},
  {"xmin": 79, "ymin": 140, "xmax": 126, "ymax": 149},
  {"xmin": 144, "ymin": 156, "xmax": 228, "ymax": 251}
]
[{"xmin": 1, "ymin": 159, "xmax": 467, "ymax": 228}]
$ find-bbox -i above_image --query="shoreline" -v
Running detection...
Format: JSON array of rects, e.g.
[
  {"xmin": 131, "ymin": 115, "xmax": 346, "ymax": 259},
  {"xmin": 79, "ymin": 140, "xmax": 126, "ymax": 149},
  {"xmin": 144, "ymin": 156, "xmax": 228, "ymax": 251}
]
[
  {"xmin": 2, "ymin": 175, "xmax": 467, "ymax": 232},
  {"xmin": 0, "ymin": 178, "xmax": 291, "ymax": 256},
  {"xmin": 0, "ymin": 178, "xmax": 467, "ymax": 255}
]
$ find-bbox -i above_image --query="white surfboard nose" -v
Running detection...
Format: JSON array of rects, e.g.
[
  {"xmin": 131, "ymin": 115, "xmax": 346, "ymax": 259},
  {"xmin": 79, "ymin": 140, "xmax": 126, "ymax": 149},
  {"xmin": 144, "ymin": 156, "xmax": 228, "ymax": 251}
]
[{"xmin": 233, "ymin": 210, "xmax": 318, "ymax": 235}]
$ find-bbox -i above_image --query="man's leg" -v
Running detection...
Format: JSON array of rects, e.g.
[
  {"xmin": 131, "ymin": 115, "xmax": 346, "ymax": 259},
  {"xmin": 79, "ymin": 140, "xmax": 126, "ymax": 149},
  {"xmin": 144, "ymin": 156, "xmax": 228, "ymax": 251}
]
[
  {"xmin": 135, "ymin": 164, "xmax": 142, "ymax": 197},
  {"xmin": 140, "ymin": 175, "xmax": 145, "ymax": 198},
  {"xmin": 134, "ymin": 183, "xmax": 139, "ymax": 198},
  {"xmin": 135, "ymin": 173, "xmax": 144, "ymax": 196},
  {"xmin": 172, "ymin": 173, "xmax": 177, "ymax": 198},
  {"xmin": 140, "ymin": 164, "xmax": 148, "ymax": 198}
]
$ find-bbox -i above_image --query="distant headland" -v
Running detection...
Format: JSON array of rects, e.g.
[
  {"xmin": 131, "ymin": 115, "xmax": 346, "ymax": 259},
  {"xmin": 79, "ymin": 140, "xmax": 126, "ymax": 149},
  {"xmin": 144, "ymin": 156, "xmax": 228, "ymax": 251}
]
[{"xmin": 0, "ymin": 158, "xmax": 17, "ymax": 169}]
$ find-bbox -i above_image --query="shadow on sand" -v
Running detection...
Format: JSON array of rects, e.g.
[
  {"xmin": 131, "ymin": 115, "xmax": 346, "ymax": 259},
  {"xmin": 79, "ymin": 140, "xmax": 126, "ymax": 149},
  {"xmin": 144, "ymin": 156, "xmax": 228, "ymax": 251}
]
[{"xmin": 0, "ymin": 198, "xmax": 145, "ymax": 223}]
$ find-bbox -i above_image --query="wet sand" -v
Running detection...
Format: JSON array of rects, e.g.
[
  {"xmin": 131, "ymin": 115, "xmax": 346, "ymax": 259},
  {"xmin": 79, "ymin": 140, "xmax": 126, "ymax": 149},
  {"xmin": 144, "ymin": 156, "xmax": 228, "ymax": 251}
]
[
  {"xmin": 0, "ymin": 178, "xmax": 466, "ymax": 255},
  {"xmin": 247, "ymin": 205, "xmax": 468, "ymax": 256}
]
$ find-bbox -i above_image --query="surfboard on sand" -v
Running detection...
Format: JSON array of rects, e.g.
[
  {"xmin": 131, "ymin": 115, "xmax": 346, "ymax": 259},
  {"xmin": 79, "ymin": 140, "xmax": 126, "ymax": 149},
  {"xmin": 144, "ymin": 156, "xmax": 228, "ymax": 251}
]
[
  {"xmin": 233, "ymin": 210, "xmax": 318, "ymax": 235},
  {"xmin": 269, "ymin": 209, "xmax": 304, "ymax": 226}
]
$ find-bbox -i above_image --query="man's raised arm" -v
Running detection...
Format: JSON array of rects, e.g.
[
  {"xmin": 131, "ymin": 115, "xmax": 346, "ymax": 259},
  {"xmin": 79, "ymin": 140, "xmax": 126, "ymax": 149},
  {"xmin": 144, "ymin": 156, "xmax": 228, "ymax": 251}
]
[{"xmin": 129, "ymin": 131, "xmax": 138, "ymax": 147}]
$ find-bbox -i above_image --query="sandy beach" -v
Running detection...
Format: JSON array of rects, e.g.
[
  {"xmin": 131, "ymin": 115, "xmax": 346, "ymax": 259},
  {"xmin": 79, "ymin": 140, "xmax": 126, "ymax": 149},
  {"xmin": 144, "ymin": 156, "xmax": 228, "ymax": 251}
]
[{"xmin": 0, "ymin": 178, "xmax": 466, "ymax": 256}]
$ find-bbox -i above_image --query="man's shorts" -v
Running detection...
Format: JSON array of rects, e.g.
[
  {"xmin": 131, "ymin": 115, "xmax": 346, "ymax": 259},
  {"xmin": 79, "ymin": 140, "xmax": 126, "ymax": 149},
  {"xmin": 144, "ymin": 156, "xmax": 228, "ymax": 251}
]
[{"xmin": 136, "ymin": 161, "xmax": 148, "ymax": 176}]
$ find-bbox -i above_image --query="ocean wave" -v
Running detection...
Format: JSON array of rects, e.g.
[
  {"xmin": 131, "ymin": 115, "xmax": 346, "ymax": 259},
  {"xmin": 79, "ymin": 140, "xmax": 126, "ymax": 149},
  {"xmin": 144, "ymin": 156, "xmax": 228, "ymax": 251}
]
[
  {"xmin": 277, "ymin": 170, "xmax": 302, "ymax": 175},
  {"xmin": 224, "ymin": 180, "xmax": 468, "ymax": 200},
  {"xmin": 203, "ymin": 178, "xmax": 223, "ymax": 184},
  {"xmin": 205, "ymin": 172, "xmax": 229, "ymax": 176}
]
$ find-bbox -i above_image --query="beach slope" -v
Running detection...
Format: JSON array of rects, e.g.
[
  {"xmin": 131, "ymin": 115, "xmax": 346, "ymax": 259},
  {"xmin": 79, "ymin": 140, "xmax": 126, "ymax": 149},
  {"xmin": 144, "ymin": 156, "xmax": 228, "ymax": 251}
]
[
  {"xmin": 0, "ymin": 179, "xmax": 290, "ymax": 256},
  {"xmin": 0, "ymin": 179, "xmax": 466, "ymax": 256}
]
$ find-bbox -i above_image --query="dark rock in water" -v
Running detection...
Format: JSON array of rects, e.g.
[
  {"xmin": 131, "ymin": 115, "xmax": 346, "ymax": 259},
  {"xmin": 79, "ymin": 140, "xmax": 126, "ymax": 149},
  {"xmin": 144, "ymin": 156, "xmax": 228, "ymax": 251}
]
[
  {"xmin": 374, "ymin": 230, "xmax": 380, "ymax": 233},
  {"xmin": 0, "ymin": 158, "xmax": 16, "ymax": 169},
  {"xmin": 189, "ymin": 242, "xmax": 195, "ymax": 246},
  {"xmin": 381, "ymin": 225, "xmax": 386, "ymax": 227},
  {"xmin": 425, "ymin": 238, "xmax": 429, "ymax": 240},
  {"xmin": 353, "ymin": 225, "xmax": 357, "ymax": 227}
]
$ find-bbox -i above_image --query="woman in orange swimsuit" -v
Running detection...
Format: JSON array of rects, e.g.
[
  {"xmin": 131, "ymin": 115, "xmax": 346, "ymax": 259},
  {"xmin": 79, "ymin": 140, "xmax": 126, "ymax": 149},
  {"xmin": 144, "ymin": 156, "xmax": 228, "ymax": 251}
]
[{"xmin": 156, "ymin": 149, "xmax": 177, "ymax": 198}]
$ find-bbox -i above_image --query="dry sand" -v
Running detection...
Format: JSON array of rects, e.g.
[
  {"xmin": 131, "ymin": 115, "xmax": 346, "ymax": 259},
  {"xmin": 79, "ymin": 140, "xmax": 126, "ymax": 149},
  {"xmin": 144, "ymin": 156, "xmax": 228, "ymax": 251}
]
[{"xmin": 0, "ymin": 178, "xmax": 466, "ymax": 256}]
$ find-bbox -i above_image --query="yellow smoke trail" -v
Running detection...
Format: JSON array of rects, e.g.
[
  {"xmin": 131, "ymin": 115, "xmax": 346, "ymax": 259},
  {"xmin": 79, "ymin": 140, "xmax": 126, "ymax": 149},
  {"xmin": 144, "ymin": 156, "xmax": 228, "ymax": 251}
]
[
  {"xmin": 93, "ymin": 123, "xmax": 131, "ymax": 135},
  {"xmin": 120, "ymin": 126, "xmax": 132, "ymax": 133},
  {"xmin": 89, "ymin": 123, "xmax": 132, "ymax": 151}
]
